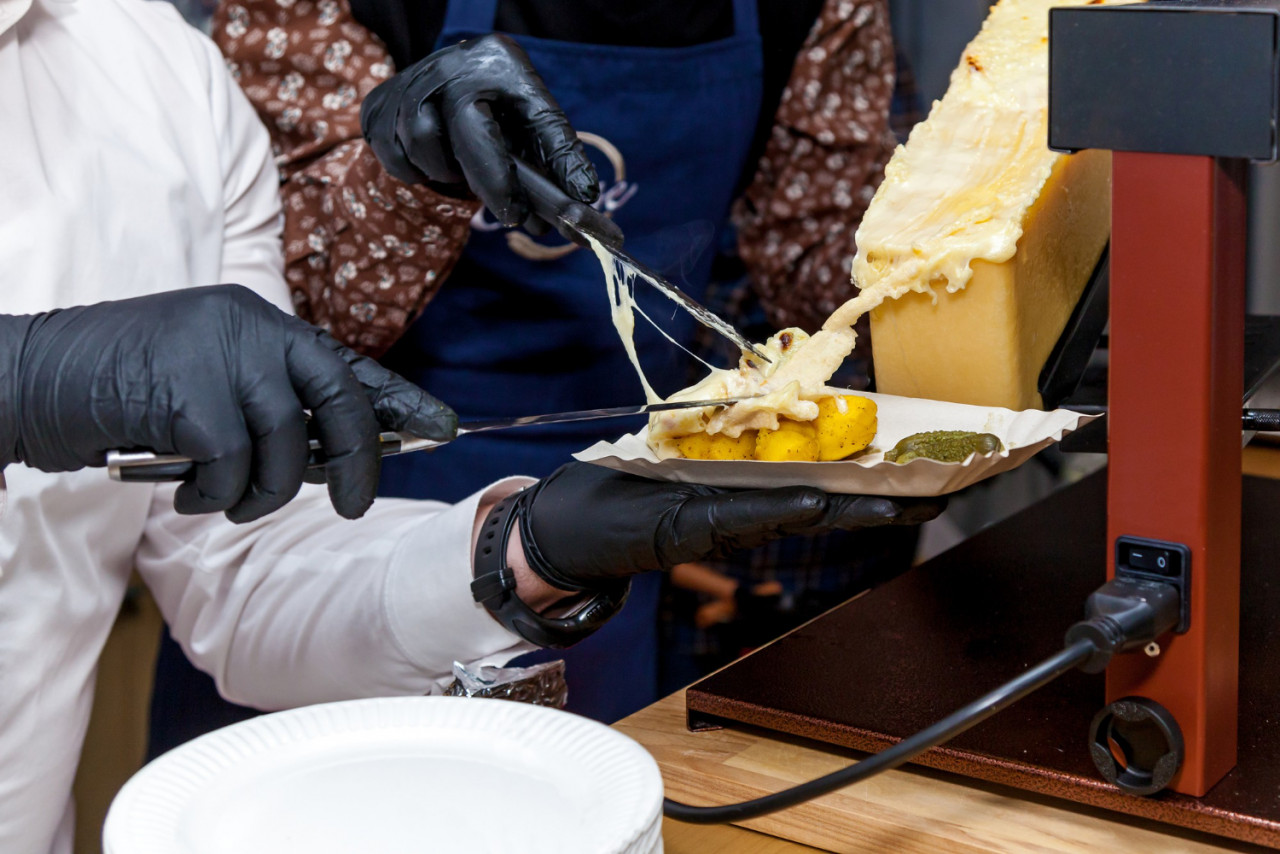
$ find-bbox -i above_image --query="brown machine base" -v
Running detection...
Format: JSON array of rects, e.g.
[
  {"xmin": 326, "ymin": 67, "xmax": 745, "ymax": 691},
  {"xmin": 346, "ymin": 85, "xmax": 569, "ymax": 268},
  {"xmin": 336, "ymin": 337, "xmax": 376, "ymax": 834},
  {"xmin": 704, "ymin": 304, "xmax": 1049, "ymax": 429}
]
[{"xmin": 686, "ymin": 471, "xmax": 1280, "ymax": 847}]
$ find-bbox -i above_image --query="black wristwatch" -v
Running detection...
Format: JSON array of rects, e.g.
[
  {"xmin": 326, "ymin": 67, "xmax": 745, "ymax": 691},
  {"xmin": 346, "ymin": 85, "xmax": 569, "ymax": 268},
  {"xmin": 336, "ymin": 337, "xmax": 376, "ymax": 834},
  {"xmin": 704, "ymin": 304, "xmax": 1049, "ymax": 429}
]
[{"xmin": 470, "ymin": 489, "xmax": 630, "ymax": 649}]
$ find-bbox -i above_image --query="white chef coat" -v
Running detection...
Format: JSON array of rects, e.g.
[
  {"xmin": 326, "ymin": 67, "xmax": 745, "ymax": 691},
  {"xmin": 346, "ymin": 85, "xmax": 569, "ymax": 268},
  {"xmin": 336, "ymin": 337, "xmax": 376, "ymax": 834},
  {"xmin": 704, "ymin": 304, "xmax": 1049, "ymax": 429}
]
[{"xmin": 0, "ymin": 2, "xmax": 532, "ymax": 852}]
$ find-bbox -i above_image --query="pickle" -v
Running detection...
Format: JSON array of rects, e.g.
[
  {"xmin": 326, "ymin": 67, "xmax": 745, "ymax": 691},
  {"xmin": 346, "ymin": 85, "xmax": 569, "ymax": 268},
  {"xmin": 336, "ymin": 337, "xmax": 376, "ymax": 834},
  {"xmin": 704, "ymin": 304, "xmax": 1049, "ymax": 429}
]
[{"xmin": 883, "ymin": 431, "xmax": 1004, "ymax": 464}]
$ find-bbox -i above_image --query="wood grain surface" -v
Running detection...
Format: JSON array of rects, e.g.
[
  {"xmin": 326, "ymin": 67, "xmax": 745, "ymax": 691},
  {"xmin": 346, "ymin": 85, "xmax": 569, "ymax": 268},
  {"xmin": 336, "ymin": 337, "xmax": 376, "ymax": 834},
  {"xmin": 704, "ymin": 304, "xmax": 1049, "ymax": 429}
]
[
  {"xmin": 660, "ymin": 819, "xmax": 827, "ymax": 854},
  {"xmin": 617, "ymin": 691, "xmax": 1265, "ymax": 854}
]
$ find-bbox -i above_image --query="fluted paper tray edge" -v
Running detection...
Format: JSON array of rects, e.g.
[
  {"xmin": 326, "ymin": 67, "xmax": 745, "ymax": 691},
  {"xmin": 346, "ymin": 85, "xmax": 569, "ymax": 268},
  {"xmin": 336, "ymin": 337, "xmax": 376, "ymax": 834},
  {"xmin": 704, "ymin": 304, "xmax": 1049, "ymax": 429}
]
[{"xmin": 573, "ymin": 390, "xmax": 1100, "ymax": 497}]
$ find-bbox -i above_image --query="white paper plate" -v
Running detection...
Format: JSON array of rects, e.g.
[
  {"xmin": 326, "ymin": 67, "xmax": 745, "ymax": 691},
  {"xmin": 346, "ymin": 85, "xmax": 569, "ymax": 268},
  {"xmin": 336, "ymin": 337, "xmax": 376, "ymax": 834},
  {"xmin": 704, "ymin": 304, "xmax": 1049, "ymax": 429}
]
[
  {"xmin": 575, "ymin": 391, "xmax": 1097, "ymax": 497},
  {"xmin": 104, "ymin": 697, "xmax": 664, "ymax": 854}
]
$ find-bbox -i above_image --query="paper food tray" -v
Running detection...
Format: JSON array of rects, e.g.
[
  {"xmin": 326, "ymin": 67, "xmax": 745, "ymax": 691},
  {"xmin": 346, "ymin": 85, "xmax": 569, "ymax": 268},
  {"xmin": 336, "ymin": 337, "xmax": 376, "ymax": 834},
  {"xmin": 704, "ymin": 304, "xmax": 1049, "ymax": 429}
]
[{"xmin": 574, "ymin": 390, "xmax": 1098, "ymax": 497}]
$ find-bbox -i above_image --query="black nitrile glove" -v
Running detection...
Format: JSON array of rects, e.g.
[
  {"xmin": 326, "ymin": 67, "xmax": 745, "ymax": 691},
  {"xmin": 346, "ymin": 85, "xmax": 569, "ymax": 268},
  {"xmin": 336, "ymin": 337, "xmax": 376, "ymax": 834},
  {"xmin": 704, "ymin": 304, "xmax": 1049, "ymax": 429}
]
[
  {"xmin": 0, "ymin": 285, "xmax": 456, "ymax": 522},
  {"xmin": 520, "ymin": 462, "xmax": 945, "ymax": 590},
  {"xmin": 361, "ymin": 33, "xmax": 598, "ymax": 228}
]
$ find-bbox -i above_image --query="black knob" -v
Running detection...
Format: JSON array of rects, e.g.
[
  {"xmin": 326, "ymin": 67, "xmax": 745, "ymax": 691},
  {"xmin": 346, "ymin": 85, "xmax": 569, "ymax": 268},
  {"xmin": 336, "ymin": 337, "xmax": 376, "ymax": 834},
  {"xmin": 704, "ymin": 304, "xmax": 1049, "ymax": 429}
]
[{"xmin": 1089, "ymin": 697, "xmax": 1184, "ymax": 796}]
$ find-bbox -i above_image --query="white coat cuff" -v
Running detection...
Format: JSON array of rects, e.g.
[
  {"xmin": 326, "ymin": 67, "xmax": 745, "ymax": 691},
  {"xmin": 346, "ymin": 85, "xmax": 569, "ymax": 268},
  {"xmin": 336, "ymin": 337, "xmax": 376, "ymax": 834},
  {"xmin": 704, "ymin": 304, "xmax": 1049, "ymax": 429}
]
[{"xmin": 383, "ymin": 477, "xmax": 537, "ymax": 677}]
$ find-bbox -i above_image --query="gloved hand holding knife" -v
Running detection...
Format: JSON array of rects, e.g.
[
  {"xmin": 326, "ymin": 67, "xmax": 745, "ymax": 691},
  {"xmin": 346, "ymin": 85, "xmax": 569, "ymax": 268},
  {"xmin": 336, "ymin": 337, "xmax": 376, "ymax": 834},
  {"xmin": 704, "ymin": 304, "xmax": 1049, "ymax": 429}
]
[
  {"xmin": 361, "ymin": 32, "xmax": 765, "ymax": 360},
  {"xmin": 0, "ymin": 285, "xmax": 455, "ymax": 522}
]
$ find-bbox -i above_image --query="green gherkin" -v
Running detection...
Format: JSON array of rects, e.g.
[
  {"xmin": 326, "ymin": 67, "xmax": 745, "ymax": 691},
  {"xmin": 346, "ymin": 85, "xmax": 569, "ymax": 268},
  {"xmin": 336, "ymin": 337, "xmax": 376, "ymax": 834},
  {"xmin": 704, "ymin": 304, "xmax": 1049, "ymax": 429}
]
[{"xmin": 883, "ymin": 431, "xmax": 1004, "ymax": 464}]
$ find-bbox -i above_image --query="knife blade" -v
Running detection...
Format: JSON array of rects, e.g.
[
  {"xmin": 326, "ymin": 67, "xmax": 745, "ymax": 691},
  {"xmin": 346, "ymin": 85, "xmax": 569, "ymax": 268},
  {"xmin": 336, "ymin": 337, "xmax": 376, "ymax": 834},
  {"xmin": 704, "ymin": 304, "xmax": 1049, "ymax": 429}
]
[
  {"xmin": 106, "ymin": 396, "xmax": 754, "ymax": 483},
  {"xmin": 511, "ymin": 156, "xmax": 771, "ymax": 364}
]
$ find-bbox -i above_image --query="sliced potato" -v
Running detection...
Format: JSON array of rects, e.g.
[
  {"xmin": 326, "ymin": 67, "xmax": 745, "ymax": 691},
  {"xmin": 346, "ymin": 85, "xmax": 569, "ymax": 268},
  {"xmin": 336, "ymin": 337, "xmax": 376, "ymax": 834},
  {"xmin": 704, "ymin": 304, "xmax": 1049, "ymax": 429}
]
[
  {"xmin": 754, "ymin": 419, "xmax": 820, "ymax": 462},
  {"xmin": 674, "ymin": 430, "xmax": 757, "ymax": 461},
  {"xmin": 814, "ymin": 395, "xmax": 878, "ymax": 461}
]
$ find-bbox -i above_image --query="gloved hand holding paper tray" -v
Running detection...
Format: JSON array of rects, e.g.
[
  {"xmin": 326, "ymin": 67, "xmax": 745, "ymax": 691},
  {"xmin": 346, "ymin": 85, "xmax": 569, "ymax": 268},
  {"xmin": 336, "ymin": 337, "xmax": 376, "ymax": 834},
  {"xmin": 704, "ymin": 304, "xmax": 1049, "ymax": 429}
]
[{"xmin": 574, "ymin": 391, "xmax": 1098, "ymax": 497}]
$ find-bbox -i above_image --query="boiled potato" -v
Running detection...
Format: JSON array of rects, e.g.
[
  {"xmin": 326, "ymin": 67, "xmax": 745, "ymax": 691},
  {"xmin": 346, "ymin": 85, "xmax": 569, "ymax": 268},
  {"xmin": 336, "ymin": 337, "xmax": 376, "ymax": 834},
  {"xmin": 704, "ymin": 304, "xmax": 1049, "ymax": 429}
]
[
  {"xmin": 675, "ymin": 430, "xmax": 757, "ymax": 461},
  {"xmin": 754, "ymin": 419, "xmax": 820, "ymax": 462},
  {"xmin": 814, "ymin": 395, "xmax": 878, "ymax": 461}
]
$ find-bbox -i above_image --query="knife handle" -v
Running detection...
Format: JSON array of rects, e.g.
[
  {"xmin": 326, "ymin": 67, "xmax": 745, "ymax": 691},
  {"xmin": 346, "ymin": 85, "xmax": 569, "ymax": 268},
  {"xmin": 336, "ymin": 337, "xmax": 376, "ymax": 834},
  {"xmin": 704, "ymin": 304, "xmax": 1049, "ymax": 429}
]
[
  {"xmin": 106, "ymin": 432, "xmax": 426, "ymax": 483},
  {"xmin": 512, "ymin": 157, "xmax": 624, "ymax": 250}
]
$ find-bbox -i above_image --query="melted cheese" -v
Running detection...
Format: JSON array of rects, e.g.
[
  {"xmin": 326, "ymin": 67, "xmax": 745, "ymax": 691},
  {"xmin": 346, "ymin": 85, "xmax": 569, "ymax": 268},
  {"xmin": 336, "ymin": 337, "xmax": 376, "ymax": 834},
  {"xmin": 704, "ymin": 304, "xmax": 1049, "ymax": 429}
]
[
  {"xmin": 869, "ymin": 148, "xmax": 1111, "ymax": 409},
  {"xmin": 646, "ymin": 328, "xmax": 852, "ymax": 458},
  {"xmin": 585, "ymin": 233, "xmax": 843, "ymax": 454},
  {"xmin": 597, "ymin": 1, "xmax": 1120, "ymax": 452},
  {"xmin": 587, "ymin": 233, "xmax": 662, "ymax": 404},
  {"xmin": 844, "ymin": 0, "xmax": 1121, "ymax": 409},
  {"xmin": 832, "ymin": 0, "xmax": 1076, "ymax": 330},
  {"xmin": 645, "ymin": 0, "xmax": 1120, "ymax": 449}
]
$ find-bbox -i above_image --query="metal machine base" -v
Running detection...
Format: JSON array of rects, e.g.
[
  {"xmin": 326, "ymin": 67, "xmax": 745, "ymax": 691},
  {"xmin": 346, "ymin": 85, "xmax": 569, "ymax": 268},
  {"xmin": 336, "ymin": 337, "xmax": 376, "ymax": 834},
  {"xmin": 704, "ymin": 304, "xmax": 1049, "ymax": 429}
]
[{"xmin": 686, "ymin": 471, "xmax": 1280, "ymax": 847}]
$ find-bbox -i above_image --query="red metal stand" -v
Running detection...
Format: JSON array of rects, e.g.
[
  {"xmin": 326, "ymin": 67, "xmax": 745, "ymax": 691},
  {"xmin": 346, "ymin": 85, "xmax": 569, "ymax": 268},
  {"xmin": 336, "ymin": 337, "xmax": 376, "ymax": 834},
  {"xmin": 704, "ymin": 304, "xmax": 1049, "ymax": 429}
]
[{"xmin": 1106, "ymin": 152, "xmax": 1246, "ymax": 796}]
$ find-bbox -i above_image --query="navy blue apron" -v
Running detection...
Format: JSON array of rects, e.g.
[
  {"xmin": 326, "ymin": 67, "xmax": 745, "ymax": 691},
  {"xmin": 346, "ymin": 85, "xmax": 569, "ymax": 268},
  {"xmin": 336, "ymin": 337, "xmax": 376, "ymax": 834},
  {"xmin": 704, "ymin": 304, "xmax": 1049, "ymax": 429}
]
[{"xmin": 379, "ymin": 0, "xmax": 763, "ymax": 722}]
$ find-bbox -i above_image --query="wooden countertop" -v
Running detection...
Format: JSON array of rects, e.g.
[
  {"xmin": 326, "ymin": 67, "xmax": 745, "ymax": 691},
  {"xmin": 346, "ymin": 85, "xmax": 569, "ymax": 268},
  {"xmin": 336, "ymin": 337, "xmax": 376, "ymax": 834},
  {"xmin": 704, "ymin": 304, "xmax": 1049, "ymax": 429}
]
[{"xmin": 617, "ymin": 691, "xmax": 1262, "ymax": 853}]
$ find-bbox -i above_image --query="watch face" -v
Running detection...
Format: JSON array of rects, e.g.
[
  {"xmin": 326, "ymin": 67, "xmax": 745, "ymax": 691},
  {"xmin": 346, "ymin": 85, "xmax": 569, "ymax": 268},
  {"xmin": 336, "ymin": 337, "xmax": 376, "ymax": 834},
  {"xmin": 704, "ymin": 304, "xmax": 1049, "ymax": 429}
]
[{"xmin": 569, "ymin": 581, "xmax": 631, "ymax": 628}]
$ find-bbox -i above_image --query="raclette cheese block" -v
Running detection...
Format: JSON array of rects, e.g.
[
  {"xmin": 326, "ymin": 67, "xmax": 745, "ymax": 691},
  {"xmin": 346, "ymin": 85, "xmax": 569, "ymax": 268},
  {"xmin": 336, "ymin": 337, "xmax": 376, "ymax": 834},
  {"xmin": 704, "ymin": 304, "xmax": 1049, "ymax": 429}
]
[
  {"xmin": 626, "ymin": 0, "xmax": 1121, "ymax": 447},
  {"xmin": 845, "ymin": 0, "xmax": 1119, "ymax": 411},
  {"xmin": 869, "ymin": 148, "xmax": 1111, "ymax": 410}
]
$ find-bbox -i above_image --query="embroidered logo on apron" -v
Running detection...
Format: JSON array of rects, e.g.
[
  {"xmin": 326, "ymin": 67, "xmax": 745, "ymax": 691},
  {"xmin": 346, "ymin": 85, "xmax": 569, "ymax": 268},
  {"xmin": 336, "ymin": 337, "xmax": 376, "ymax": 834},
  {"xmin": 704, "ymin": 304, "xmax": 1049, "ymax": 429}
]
[{"xmin": 469, "ymin": 132, "xmax": 639, "ymax": 261}]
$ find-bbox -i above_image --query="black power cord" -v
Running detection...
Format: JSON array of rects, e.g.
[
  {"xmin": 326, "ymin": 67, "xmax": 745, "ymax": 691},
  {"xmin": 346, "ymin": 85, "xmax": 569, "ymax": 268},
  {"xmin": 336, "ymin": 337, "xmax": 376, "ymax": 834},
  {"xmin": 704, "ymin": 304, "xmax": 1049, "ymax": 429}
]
[{"xmin": 663, "ymin": 577, "xmax": 1182, "ymax": 824}]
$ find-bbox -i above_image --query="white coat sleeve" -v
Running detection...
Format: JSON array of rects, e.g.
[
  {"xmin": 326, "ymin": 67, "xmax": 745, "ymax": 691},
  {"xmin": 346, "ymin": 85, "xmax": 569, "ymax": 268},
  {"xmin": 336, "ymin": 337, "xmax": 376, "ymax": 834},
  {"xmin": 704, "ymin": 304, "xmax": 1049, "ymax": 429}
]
[
  {"xmin": 132, "ymin": 32, "xmax": 534, "ymax": 710},
  {"xmin": 198, "ymin": 27, "xmax": 292, "ymax": 311},
  {"xmin": 136, "ymin": 479, "xmax": 536, "ymax": 709}
]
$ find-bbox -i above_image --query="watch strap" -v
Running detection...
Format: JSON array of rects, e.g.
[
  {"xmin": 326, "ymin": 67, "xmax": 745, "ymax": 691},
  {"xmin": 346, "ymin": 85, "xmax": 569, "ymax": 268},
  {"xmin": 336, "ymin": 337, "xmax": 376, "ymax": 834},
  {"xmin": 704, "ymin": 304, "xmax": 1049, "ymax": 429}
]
[{"xmin": 471, "ymin": 489, "xmax": 630, "ymax": 650}]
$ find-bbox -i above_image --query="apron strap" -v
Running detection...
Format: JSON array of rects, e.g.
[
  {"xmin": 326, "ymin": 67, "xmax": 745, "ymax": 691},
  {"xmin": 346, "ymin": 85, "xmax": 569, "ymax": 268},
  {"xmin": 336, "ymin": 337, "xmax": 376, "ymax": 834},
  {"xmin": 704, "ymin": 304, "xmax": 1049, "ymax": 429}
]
[
  {"xmin": 439, "ymin": 0, "xmax": 499, "ymax": 40},
  {"xmin": 732, "ymin": 0, "xmax": 760, "ymax": 38}
]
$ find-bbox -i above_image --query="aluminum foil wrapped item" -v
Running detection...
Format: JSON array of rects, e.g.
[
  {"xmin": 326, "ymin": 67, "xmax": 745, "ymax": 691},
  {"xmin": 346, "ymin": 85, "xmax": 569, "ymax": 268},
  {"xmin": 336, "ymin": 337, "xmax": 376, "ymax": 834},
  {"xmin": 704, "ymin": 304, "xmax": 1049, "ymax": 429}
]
[{"xmin": 443, "ymin": 659, "xmax": 568, "ymax": 709}]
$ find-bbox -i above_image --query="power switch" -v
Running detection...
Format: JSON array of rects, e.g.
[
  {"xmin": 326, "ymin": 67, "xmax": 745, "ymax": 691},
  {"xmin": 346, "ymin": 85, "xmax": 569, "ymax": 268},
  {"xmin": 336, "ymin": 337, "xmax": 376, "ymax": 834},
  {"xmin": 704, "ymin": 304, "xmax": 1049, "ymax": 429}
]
[
  {"xmin": 1115, "ymin": 536, "xmax": 1191, "ymax": 633},
  {"xmin": 1127, "ymin": 546, "xmax": 1178, "ymax": 576}
]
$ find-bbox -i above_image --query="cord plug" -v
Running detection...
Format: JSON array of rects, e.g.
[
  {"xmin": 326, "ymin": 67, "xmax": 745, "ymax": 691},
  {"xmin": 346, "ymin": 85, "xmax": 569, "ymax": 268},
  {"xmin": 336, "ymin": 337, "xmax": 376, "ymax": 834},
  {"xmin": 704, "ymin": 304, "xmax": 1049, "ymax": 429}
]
[
  {"xmin": 664, "ymin": 573, "xmax": 1185, "ymax": 823},
  {"xmin": 1064, "ymin": 577, "xmax": 1182, "ymax": 673}
]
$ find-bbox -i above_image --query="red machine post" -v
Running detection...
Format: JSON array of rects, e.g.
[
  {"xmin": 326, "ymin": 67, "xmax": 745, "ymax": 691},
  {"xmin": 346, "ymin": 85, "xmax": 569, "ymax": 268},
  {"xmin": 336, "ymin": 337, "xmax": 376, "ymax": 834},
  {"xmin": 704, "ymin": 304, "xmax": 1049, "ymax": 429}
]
[{"xmin": 1106, "ymin": 152, "xmax": 1245, "ymax": 796}]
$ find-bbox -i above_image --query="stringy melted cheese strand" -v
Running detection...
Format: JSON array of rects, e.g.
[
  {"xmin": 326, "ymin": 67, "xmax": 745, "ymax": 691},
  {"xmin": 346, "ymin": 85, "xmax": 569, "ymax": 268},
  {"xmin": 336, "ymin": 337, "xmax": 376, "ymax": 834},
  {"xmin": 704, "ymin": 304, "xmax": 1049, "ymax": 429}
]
[{"xmin": 587, "ymin": 233, "xmax": 662, "ymax": 405}]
